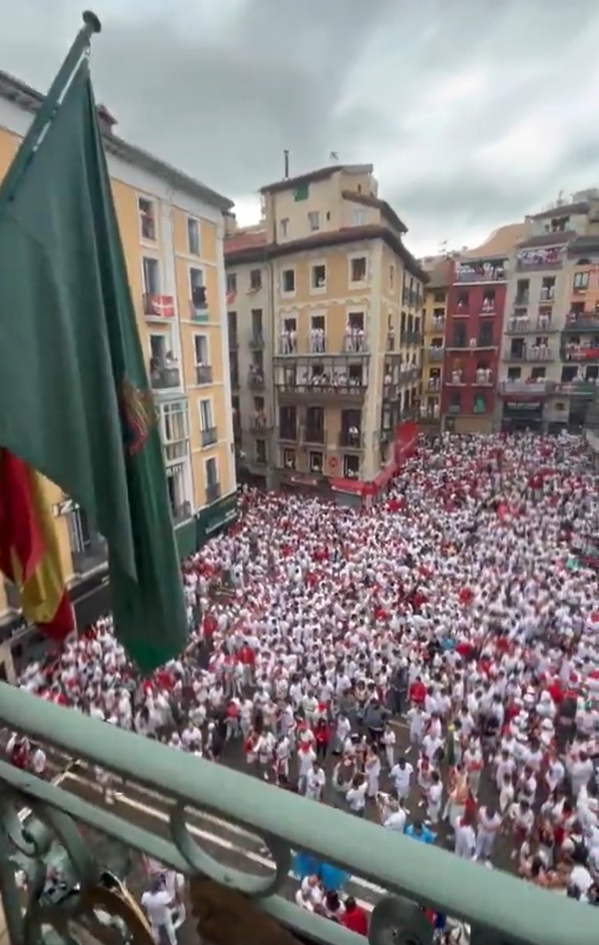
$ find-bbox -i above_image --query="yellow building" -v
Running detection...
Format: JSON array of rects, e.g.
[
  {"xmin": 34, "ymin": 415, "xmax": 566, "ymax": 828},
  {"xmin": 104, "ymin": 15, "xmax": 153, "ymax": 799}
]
[
  {"xmin": 0, "ymin": 70, "xmax": 236, "ymax": 663},
  {"xmin": 225, "ymin": 164, "xmax": 425, "ymax": 500},
  {"xmin": 420, "ymin": 259, "xmax": 451, "ymax": 429}
]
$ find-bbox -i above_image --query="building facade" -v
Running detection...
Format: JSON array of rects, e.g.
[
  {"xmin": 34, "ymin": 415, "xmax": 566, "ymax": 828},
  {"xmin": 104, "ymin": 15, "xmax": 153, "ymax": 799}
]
[
  {"xmin": 225, "ymin": 164, "xmax": 425, "ymax": 504},
  {"xmin": 497, "ymin": 195, "xmax": 599, "ymax": 431},
  {"xmin": 420, "ymin": 260, "xmax": 451, "ymax": 431},
  {"xmin": 0, "ymin": 69, "xmax": 237, "ymax": 663}
]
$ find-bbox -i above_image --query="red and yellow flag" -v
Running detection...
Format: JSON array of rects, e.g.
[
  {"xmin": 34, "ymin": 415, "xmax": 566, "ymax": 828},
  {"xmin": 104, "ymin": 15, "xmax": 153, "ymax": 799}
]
[{"xmin": 0, "ymin": 449, "xmax": 73, "ymax": 641}]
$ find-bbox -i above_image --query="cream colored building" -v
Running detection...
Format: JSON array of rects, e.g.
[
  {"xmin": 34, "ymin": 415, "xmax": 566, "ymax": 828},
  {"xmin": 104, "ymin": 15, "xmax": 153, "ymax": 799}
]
[
  {"xmin": 499, "ymin": 192, "xmax": 599, "ymax": 431},
  {"xmin": 225, "ymin": 164, "xmax": 425, "ymax": 501}
]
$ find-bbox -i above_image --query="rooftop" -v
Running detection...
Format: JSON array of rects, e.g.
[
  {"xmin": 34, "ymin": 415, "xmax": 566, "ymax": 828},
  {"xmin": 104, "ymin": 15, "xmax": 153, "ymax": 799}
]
[
  {"xmin": 461, "ymin": 222, "xmax": 525, "ymax": 260},
  {"xmin": 260, "ymin": 163, "xmax": 373, "ymax": 195},
  {"xmin": 0, "ymin": 68, "xmax": 233, "ymax": 213},
  {"xmin": 528, "ymin": 201, "xmax": 589, "ymax": 221},
  {"xmin": 517, "ymin": 231, "xmax": 575, "ymax": 250}
]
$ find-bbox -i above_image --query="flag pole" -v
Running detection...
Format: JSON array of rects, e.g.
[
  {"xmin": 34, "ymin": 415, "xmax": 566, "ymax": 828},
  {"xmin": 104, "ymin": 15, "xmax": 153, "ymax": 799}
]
[{"xmin": 0, "ymin": 10, "xmax": 102, "ymax": 213}]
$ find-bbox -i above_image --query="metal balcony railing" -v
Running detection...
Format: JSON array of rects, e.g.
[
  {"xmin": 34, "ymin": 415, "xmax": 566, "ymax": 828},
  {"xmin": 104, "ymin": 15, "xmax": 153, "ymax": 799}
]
[
  {"xmin": 563, "ymin": 313, "xmax": 599, "ymax": 331},
  {"xmin": 248, "ymin": 372, "xmax": 266, "ymax": 389},
  {"xmin": 195, "ymin": 364, "xmax": 213, "ymax": 385},
  {"xmin": 249, "ymin": 331, "xmax": 265, "ymax": 349},
  {"xmin": 0, "ymin": 685, "xmax": 590, "ymax": 945},
  {"xmin": 338, "ymin": 430, "xmax": 363, "ymax": 449},
  {"xmin": 201, "ymin": 426, "xmax": 218, "ymax": 448},
  {"xmin": 149, "ymin": 361, "xmax": 181, "ymax": 390}
]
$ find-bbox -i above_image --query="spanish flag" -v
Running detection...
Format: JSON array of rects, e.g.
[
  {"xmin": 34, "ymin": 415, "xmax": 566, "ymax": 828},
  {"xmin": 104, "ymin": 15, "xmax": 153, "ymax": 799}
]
[{"xmin": 0, "ymin": 449, "xmax": 73, "ymax": 641}]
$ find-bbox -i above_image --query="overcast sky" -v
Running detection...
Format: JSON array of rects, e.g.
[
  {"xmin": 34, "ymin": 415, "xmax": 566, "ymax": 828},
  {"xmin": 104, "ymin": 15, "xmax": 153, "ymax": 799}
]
[{"xmin": 3, "ymin": 0, "xmax": 599, "ymax": 256}]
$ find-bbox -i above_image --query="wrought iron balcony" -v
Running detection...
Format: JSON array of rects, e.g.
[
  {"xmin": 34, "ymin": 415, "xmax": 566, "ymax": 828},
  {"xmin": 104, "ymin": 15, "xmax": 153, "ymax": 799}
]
[
  {"xmin": 195, "ymin": 364, "xmax": 213, "ymax": 385},
  {"xmin": 148, "ymin": 360, "xmax": 181, "ymax": 390},
  {"xmin": 563, "ymin": 313, "xmax": 599, "ymax": 332},
  {"xmin": 499, "ymin": 379, "xmax": 557, "ymax": 396},
  {"xmin": 142, "ymin": 292, "xmax": 174, "ymax": 319},
  {"xmin": 0, "ymin": 685, "xmax": 589, "ymax": 945},
  {"xmin": 201, "ymin": 426, "xmax": 218, "ymax": 448},
  {"xmin": 505, "ymin": 317, "xmax": 557, "ymax": 334},
  {"xmin": 276, "ymin": 380, "xmax": 367, "ymax": 403},
  {"xmin": 250, "ymin": 413, "xmax": 272, "ymax": 430},
  {"xmin": 206, "ymin": 481, "xmax": 221, "ymax": 504},
  {"xmin": 555, "ymin": 380, "xmax": 598, "ymax": 397},
  {"xmin": 249, "ymin": 331, "xmax": 265, "ymax": 349},
  {"xmin": 248, "ymin": 371, "xmax": 266, "ymax": 389},
  {"xmin": 502, "ymin": 349, "xmax": 555, "ymax": 363},
  {"xmin": 302, "ymin": 426, "xmax": 326, "ymax": 445},
  {"xmin": 338, "ymin": 430, "xmax": 363, "ymax": 449},
  {"xmin": 425, "ymin": 347, "xmax": 444, "ymax": 361}
]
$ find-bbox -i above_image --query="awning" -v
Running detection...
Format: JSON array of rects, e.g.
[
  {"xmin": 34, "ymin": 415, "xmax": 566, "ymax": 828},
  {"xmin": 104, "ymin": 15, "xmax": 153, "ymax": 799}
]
[{"xmin": 328, "ymin": 477, "xmax": 366, "ymax": 496}]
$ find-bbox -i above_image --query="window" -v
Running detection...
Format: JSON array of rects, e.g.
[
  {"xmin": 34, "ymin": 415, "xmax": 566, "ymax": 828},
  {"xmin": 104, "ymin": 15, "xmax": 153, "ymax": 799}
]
[
  {"xmin": 473, "ymin": 395, "xmax": 486, "ymax": 414},
  {"xmin": 574, "ymin": 272, "xmax": 589, "ymax": 290},
  {"xmin": 280, "ymin": 218, "xmax": 289, "ymax": 238},
  {"xmin": 205, "ymin": 457, "xmax": 219, "ymax": 502},
  {"xmin": 250, "ymin": 268, "xmax": 262, "ymax": 290},
  {"xmin": 433, "ymin": 291, "xmax": 445, "ymax": 303},
  {"xmin": 142, "ymin": 257, "xmax": 160, "ymax": 295},
  {"xmin": 199, "ymin": 399, "xmax": 214, "ymax": 431},
  {"xmin": 194, "ymin": 334, "xmax": 209, "ymax": 364},
  {"xmin": 279, "ymin": 405, "xmax": 297, "ymax": 440},
  {"xmin": 165, "ymin": 465, "xmax": 191, "ymax": 522},
  {"xmin": 138, "ymin": 197, "xmax": 156, "ymax": 241},
  {"xmin": 282, "ymin": 269, "xmax": 296, "ymax": 294},
  {"xmin": 350, "ymin": 256, "xmax": 367, "ymax": 283},
  {"xmin": 531, "ymin": 367, "xmax": 546, "ymax": 380},
  {"xmin": 283, "ymin": 448, "xmax": 296, "ymax": 469},
  {"xmin": 311, "ymin": 263, "xmax": 326, "ymax": 290},
  {"xmin": 478, "ymin": 322, "xmax": 494, "ymax": 347},
  {"xmin": 226, "ymin": 273, "xmax": 237, "ymax": 295},
  {"xmin": 308, "ymin": 211, "xmax": 320, "ymax": 232},
  {"xmin": 160, "ymin": 402, "xmax": 189, "ymax": 463},
  {"xmin": 309, "ymin": 451, "xmax": 323, "ymax": 473},
  {"xmin": 149, "ymin": 333, "xmax": 168, "ymax": 363},
  {"xmin": 187, "ymin": 218, "xmax": 200, "ymax": 255},
  {"xmin": 189, "ymin": 267, "xmax": 206, "ymax": 315},
  {"xmin": 348, "ymin": 311, "xmax": 364, "ymax": 331},
  {"xmin": 453, "ymin": 324, "xmax": 466, "ymax": 347},
  {"xmin": 352, "ymin": 208, "xmax": 366, "ymax": 227},
  {"xmin": 389, "ymin": 264, "xmax": 395, "ymax": 289},
  {"xmin": 294, "ymin": 183, "xmax": 309, "ymax": 201},
  {"xmin": 343, "ymin": 454, "xmax": 360, "ymax": 479},
  {"xmin": 251, "ymin": 308, "xmax": 263, "ymax": 337},
  {"xmin": 256, "ymin": 439, "xmax": 267, "ymax": 464}
]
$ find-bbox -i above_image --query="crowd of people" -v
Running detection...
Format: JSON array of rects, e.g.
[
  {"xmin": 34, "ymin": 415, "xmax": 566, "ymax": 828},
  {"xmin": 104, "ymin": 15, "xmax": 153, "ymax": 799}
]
[{"xmin": 12, "ymin": 431, "xmax": 599, "ymax": 932}]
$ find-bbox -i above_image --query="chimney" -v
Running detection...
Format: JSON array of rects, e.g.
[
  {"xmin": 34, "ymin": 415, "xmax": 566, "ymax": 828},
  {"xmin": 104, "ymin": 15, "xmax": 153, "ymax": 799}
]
[
  {"xmin": 97, "ymin": 104, "xmax": 117, "ymax": 135},
  {"xmin": 283, "ymin": 150, "xmax": 290, "ymax": 180}
]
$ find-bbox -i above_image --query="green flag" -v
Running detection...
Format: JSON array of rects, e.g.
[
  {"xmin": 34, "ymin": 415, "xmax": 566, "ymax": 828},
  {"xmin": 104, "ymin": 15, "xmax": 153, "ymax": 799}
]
[{"xmin": 0, "ymin": 57, "xmax": 187, "ymax": 672}]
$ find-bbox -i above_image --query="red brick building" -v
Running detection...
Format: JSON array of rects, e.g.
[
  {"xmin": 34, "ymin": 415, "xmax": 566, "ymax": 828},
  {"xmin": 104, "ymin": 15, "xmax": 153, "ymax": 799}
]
[{"xmin": 441, "ymin": 225, "xmax": 523, "ymax": 432}]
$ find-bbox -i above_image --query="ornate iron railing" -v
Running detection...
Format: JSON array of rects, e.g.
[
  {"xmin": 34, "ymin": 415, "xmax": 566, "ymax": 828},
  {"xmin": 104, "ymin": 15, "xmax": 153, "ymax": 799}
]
[{"xmin": 0, "ymin": 683, "xmax": 592, "ymax": 945}]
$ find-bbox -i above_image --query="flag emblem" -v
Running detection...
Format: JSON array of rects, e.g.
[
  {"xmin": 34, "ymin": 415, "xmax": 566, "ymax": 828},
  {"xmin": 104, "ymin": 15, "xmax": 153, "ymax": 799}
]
[{"xmin": 120, "ymin": 377, "xmax": 156, "ymax": 455}]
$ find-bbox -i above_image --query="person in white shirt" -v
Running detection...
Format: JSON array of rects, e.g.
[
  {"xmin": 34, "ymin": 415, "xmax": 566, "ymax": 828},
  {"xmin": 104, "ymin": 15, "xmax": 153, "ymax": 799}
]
[
  {"xmin": 475, "ymin": 804, "xmax": 502, "ymax": 862},
  {"xmin": 346, "ymin": 775, "xmax": 368, "ymax": 816},
  {"xmin": 390, "ymin": 758, "xmax": 414, "ymax": 802},
  {"xmin": 426, "ymin": 771, "xmax": 443, "ymax": 825},
  {"xmin": 380, "ymin": 797, "xmax": 407, "ymax": 833},
  {"xmin": 305, "ymin": 761, "xmax": 326, "ymax": 801},
  {"xmin": 141, "ymin": 876, "xmax": 177, "ymax": 945},
  {"xmin": 454, "ymin": 815, "xmax": 476, "ymax": 859},
  {"xmin": 30, "ymin": 745, "xmax": 47, "ymax": 777},
  {"xmin": 381, "ymin": 724, "xmax": 396, "ymax": 769}
]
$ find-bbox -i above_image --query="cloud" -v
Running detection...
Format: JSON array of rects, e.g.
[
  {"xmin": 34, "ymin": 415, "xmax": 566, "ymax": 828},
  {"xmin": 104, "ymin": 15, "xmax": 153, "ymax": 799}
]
[{"xmin": 2, "ymin": 0, "xmax": 599, "ymax": 254}]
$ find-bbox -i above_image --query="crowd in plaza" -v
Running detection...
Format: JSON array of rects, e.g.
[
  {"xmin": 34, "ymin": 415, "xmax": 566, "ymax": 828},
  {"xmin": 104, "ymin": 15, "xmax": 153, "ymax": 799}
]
[{"xmin": 12, "ymin": 431, "xmax": 599, "ymax": 933}]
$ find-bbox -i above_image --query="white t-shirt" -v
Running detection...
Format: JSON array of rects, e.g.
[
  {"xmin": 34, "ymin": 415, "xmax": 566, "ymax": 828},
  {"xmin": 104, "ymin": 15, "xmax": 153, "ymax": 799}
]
[
  {"xmin": 141, "ymin": 890, "xmax": 171, "ymax": 926},
  {"xmin": 383, "ymin": 810, "xmax": 407, "ymax": 832},
  {"xmin": 570, "ymin": 865, "xmax": 593, "ymax": 896}
]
